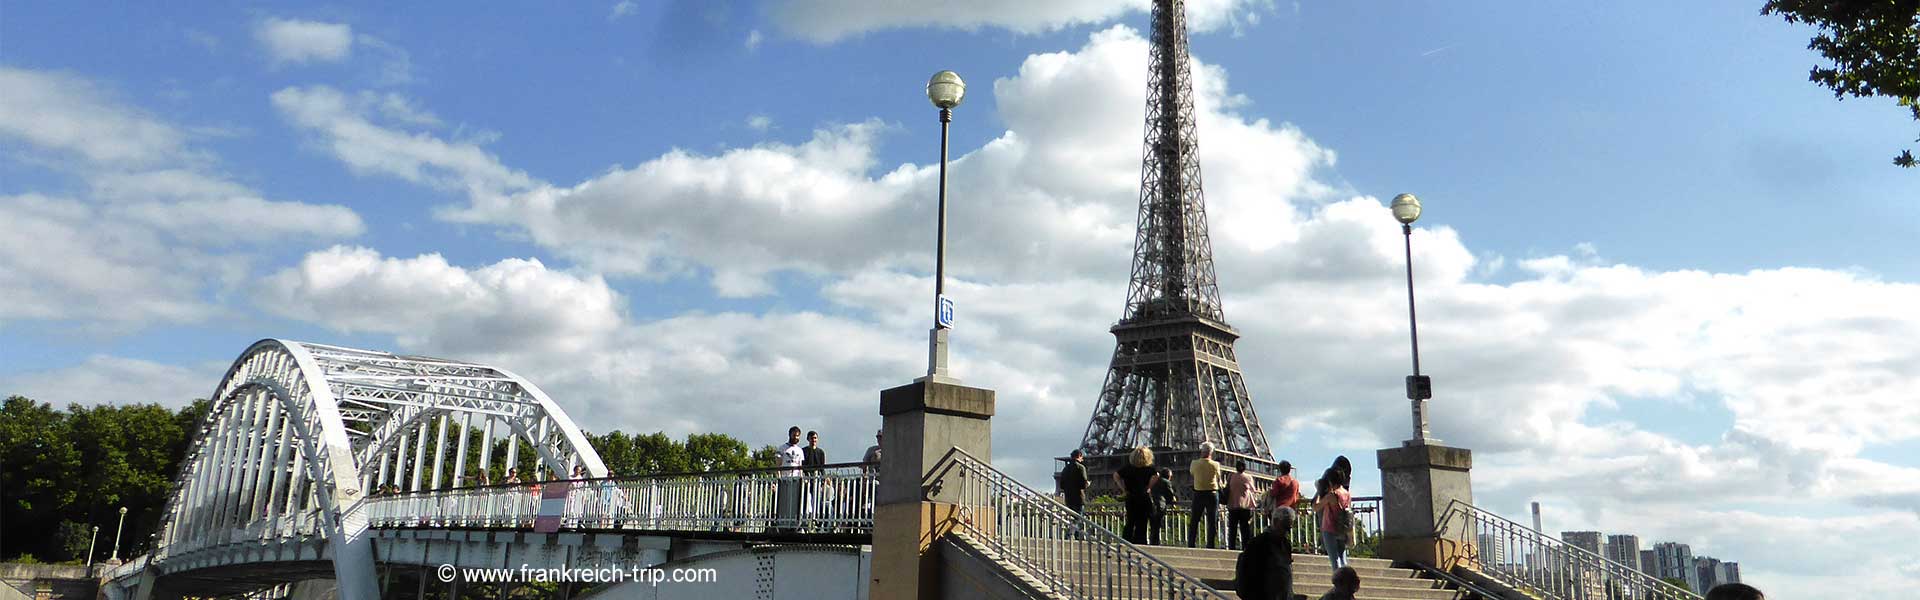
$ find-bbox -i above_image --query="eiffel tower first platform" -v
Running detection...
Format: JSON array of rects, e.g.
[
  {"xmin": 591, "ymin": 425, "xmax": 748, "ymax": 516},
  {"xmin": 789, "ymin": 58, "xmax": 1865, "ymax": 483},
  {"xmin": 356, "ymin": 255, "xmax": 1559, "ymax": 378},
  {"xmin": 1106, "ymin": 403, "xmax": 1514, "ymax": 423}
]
[{"xmin": 1069, "ymin": 0, "xmax": 1280, "ymax": 497}]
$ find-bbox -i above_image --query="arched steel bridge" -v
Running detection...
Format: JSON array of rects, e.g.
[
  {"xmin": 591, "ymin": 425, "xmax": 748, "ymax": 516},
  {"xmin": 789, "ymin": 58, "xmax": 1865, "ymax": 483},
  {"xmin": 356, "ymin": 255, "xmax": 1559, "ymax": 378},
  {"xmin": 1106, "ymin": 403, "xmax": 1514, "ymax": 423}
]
[{"xmin": 112, "ymin": 340, "xmax": 618, "ymax": 598}]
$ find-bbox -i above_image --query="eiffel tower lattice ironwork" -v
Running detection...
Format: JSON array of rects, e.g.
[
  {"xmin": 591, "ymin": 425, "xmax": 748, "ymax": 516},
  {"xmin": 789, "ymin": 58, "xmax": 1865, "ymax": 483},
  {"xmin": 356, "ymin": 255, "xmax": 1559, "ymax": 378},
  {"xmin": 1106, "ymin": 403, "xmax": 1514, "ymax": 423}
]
[{"xmin": 1076, "ymin": 0, "xmax": 1275, "ymax": 468}]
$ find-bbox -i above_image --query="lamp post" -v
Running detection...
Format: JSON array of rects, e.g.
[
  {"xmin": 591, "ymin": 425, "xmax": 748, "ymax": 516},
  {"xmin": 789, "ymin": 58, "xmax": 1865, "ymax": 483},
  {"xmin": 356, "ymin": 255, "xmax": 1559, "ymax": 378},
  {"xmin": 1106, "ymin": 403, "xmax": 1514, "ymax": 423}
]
[
  {"xmin": 1391, "ymin": 193, "xmax": 1434, "ymax": 445},
  {"xmin": 923, "ymin": 70, "xmax": 965, "ymax": 382},
  {"xmin": 109, "ymin": 506, "xmax": 128, "ymax": 561},
  {"xmin": 86, "ymin": 525, "xmax": 98, "ymax": 566}
]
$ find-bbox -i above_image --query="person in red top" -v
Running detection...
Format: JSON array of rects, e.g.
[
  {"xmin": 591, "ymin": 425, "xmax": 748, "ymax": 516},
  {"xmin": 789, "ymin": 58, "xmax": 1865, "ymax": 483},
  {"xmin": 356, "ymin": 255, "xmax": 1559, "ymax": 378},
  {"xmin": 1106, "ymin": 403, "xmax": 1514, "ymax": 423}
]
[
  {"xmin": 1266, "ymin": 460, "xmax": 1301, "ymax": 526},
  {"xmin": 1315, "ymin": 468, "xmax": 1353, "ymax": 570}
]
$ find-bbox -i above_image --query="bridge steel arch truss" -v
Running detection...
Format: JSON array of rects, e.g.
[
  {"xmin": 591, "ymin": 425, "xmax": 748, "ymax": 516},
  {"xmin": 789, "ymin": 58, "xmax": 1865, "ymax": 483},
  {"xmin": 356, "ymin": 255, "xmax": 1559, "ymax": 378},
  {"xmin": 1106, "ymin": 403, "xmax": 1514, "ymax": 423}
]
[{"xmin": 146, "ymin": 339, "xmax": 608, "ymax": 599}]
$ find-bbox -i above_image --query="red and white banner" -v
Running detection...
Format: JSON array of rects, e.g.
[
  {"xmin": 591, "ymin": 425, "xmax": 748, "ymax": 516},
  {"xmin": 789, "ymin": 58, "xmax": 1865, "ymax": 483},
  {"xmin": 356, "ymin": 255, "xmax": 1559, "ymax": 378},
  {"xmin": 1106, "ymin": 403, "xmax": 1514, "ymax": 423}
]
[{"xmin": 533, "ymin": 483, "xmax": 568, "ymax": 533}]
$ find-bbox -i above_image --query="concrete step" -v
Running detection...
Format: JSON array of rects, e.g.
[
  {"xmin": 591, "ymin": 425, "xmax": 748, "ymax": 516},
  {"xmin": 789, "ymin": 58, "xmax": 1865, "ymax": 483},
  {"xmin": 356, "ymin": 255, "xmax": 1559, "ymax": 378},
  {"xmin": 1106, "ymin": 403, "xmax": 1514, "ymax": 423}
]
[
  {"xmin": 1048, "ymin": 568, "xmax": 1455, "ymax": 599},
  {"xmin": 1140, "ymin": 545, "xmax": 1397, "ymax": 570},
  {"xmin": 993, "ymin": 538, "xmax": 1462, "ymax": 600}
]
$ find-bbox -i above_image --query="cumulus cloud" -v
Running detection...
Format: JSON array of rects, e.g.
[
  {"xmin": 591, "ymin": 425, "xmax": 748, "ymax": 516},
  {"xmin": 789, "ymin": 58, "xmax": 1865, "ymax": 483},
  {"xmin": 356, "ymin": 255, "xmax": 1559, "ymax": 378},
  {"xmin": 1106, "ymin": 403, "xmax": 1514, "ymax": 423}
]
[
  {"xmin": 255, "ymin": 18, "xmax": 354, "ymax": 65},
  {"xmin": 0, "ymin": 68, "xmax": 362, "ymax": 329},
  {"xmin": 765, "ymin": 0, "xmax": 1274, "ymax": 43},
  {"xmin": 258, "ymin": 247, "xmax": 625, "ymax": 355}
]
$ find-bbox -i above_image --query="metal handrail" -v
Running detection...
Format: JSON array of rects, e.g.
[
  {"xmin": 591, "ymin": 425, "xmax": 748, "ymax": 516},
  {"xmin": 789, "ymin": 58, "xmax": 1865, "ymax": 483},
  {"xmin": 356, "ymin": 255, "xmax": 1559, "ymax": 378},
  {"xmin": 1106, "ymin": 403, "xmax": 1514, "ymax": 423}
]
[
  {"xmin": 1441, "ymin": 499, "xmax": 1702, "ymax": 600},
  {"xmin": 1076, "ymin": 496, "xmax": 1383, "ymax": 551},
  {"xmin": 361, "ymin": 462, "xmax": 876, "ymax": 536},
  {"xmin": 925, "ymin": 447, "xmax": 1229, "ymax": 600}
]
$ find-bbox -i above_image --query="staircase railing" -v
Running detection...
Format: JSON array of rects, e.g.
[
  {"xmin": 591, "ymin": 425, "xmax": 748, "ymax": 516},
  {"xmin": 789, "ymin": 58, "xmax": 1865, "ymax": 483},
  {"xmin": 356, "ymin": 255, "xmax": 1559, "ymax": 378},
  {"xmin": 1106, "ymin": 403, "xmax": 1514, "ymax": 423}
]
[
  {"xmin": 1079, "ymin": 496, "xmax": 1382, "ymax": 551},
  {"xmin": 1441, "ymin": 500, "xmax": 1701, "ymax": 600},
  {"xmin": 924, "ymin": 448, "xmax": 1229, "ymax": 600}
]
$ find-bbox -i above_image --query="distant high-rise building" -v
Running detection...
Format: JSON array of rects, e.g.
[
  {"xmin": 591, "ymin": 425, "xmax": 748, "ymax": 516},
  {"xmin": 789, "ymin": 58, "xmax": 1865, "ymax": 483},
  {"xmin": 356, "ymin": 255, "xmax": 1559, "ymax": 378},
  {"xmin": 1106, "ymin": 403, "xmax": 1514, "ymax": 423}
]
[
  {"xmin": 1653, "ymin": 542, "xmax": 1698, "ymax": 592},
  {"xmin": 1477, "ymin": 532, "xmax": 1509, "ymax": 567},
  {"xmin": 1640, "ymin": 549, "xmax": 1659, "ymax": 577},
  {"xmin": 1606, "ymin": 534, "xmax": 1642, "ymax": 570},
  {"xmin": 1695, "ymin": 556, "xmax": 1724, "ymax": 590},
  {"xmin": 1722, "ymin": 562, "xmax": 1741, "ymax": 584},
  {"xmin": 1562, "ymin": 531, "xmax": 1604, "ymax": 556}
]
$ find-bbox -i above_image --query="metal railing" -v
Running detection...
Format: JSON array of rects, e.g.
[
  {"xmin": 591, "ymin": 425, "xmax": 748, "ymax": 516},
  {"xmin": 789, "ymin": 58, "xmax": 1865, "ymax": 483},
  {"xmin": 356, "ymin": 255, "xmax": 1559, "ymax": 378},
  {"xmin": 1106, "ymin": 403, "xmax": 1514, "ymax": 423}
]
[
  {"xmin": 925, "ymin": 448, "xmax": 1230, "ymax": 600},
  {"xmin": 363, "ymin": 462, "xmax": 877, "ymax": 536},
  {"xmin": 1078, "ymin": 495, "xmax": 1382, "ymax": 552},
  {"xmin": 1443, "ymin": 500, "xmax": 1701, "ymax": 600}
]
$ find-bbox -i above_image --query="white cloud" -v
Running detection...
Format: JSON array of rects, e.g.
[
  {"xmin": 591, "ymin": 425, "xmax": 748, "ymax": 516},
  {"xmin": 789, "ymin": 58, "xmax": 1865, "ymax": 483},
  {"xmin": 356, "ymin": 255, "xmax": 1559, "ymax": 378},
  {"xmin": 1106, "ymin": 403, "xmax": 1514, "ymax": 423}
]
[
  {"xmin": 745, "ymin": 114, "xmax": 773, "ymax": 131},
  {"xmin": 255, "ymin": 18, "xmax": 354, "ymax": 65},
  {"xmin": 766, "ymin": 0, "xmax": 1274, "ymax": 43},
  {"xmin": 0, "ymin": 67, "xmax": 362, "ymax": 329},
  {"xmin": 258, "ymin": 247, "xmax": 625, "ymax": 356},
  {"xmin": 610, "ymin": 1, "xmax": 638, "ymax": 21},
  {"xmin": 745, "ymin": 29, "xmax": 763, "ymax": 50},
  {"xmin": 355, "ymin": 35, "xmax": 415, "ymax": 85},
  {"xmin": 0, "ymin": 68, "xmax": 190, "ymax": 166},
  {"xmin": 0, "ymin": 355, "xmax": 220, "ymax": 409},
  {"xmin": 0, "ymin": 195, "xmax": 238, "ymax": 326},
  {"xmin": 272, "ymin": 85, "xmax": 535, "ymax": 195}
]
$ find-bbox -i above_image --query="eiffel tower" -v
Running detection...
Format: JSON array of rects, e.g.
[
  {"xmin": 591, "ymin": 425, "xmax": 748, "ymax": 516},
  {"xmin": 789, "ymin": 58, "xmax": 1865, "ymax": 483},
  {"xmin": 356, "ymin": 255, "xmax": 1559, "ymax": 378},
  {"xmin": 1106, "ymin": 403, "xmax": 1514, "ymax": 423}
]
[{"xmin": 1073, "ymin": 0, "xmax": 1277, "ymax": 493}]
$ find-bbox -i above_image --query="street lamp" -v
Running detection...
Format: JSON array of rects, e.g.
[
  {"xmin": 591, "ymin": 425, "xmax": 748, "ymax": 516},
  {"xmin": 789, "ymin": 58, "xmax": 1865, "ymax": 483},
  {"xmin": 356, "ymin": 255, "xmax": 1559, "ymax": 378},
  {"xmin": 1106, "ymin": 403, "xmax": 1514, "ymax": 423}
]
[
  {"xmin": 110, "ymin": 506, "xmax": 128, "ymax": 561},
  {"xmin": 922, "ymin": 70, "xmax": 965, "ymax": 383},
  {"xmin": 1392, "ymin": 193, "xmax": 1435, "ymax": 445},
  {"xmin": 86, "ymin": 525, "xmax": 98, "ymax": 566}
]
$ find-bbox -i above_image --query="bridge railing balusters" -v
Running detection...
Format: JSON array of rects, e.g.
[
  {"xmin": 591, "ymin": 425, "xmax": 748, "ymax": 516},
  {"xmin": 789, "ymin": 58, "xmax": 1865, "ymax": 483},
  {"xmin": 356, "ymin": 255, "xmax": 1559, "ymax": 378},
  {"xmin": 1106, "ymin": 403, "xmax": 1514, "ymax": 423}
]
[{"xmin": 363, "ymin": 462, "xmax": 878, "ymax": 538}]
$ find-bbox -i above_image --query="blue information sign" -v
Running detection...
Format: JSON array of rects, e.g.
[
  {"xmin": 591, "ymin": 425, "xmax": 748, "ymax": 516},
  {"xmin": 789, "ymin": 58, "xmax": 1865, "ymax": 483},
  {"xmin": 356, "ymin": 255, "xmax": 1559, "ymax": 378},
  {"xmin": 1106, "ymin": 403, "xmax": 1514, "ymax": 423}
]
[{"xmin": 937, "ymin": 295, "xmax": 955, "ymax": 328}]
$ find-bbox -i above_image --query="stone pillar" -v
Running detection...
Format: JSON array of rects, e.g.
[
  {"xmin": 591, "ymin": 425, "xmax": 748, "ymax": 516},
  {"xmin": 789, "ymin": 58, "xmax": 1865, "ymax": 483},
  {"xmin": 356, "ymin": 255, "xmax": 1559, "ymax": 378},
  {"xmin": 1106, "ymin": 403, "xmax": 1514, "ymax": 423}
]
[
  {"xmin": 1375, "ymin": 442, "xmax": 1473, "ymax": 569},
  {"xmin": 870, "ymin": 379, "xmax": 994, "ymax": 600}
]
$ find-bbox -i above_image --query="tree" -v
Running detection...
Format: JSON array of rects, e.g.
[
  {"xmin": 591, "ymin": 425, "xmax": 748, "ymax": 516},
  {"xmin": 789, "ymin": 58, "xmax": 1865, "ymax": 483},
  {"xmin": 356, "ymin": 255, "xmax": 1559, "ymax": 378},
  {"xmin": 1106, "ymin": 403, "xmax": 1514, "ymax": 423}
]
[
  {"xmin": 1762, "ymin": 1, "xmax": 1920, "ymax": 167},
  {"xmin": 684, "ymin": 433, "xmax": 764, "ymax": 471},
  {"xmin": 1, "ymin": 397, "xmax": 205, "ymax": 562},
  {"xmin": 1, "ymin": 396, "xmax": 81, "ymax": 561}
]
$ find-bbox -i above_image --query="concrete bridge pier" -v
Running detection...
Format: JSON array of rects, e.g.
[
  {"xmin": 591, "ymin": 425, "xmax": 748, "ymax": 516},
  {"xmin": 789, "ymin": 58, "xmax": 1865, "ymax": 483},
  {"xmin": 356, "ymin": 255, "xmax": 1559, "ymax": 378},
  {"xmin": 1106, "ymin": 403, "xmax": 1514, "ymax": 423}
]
[{"xmin": 870, "ymin": 379, "xmax": 995, "ymax": 600}]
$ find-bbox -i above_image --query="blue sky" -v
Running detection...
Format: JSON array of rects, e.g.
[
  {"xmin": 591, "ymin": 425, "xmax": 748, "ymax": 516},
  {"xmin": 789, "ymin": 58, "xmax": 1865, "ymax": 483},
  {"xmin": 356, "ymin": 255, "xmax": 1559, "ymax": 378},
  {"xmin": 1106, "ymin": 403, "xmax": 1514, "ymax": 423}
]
[{"xmin": 4, "ymin": 1, "xmax": 1918, "ymax": 595}]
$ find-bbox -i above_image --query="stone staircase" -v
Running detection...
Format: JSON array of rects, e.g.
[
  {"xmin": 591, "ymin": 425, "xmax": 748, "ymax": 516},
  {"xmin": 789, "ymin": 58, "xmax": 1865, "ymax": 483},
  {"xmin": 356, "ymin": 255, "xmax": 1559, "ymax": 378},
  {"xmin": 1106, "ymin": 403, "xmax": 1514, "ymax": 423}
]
[{"xmin": 1137, "ymin": 546, "xmax": 1468, "ymax": 600}]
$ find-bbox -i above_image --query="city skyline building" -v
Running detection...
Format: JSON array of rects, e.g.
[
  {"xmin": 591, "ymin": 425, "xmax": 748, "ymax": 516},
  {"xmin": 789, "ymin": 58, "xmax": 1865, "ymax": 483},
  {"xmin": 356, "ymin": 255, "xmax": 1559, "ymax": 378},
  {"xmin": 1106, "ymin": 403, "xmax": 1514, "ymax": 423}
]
[{"xmin": 1607, "ymin": 534, "xmax": 1643, "ymax": 572}]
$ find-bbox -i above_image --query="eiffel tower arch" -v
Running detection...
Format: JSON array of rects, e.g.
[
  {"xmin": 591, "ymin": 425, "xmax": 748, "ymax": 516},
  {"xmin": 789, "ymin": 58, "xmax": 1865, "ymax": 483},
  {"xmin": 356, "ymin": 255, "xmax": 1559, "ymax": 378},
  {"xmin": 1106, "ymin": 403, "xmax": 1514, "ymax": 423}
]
[{"xmin": 1072, "ymin": 0, "xmax": 1280, "ymax": 496}]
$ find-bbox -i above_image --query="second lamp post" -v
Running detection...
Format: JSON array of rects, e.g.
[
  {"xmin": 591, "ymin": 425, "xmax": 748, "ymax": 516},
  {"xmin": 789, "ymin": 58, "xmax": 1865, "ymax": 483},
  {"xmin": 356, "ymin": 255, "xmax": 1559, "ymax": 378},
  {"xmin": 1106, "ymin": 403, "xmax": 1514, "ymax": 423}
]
[
  {"xmin": 1392, "ymin": 193, "xmax": 1434, "ymax": 445},
  {"xmin": 923, "ymin": 70, "xmax": 964, "ymax": 383}
]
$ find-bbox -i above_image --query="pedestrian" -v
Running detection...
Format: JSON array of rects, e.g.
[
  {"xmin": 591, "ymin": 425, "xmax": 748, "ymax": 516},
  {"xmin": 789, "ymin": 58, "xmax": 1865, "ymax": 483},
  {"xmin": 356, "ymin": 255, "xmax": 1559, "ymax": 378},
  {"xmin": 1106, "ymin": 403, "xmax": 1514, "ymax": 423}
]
[
  {"xmin": 504, "ymin": 468, "xmax": 521, "ymax": 484},
  {"xmin": 775, "ymin": 426, "xmax": 805, "ymax": 532},
  {"xmin": 803, "ymin": 430, "xmax": 827, "ymax": 468},
  {"xmin": 803, "ymin": 430, "xmax": 829, "ymax": 528},
  {"xmin": 1149, "ymin": 466, "xmax": 1177, "ymax": 545},
  {"xmin": 1706, "ymin": 583, "xmax": 1764, "ymax": 600},
  {"xmin": 1111, "ymin": 446, "xmax": 1159, "ymax": 544},
  {"xmin": 863, "ymin": 430, "xmax": 883, "ymax": 464},
  {"xmin": 1266, "ymin": 460, "xmax": 1301, "ymax": 539},
  {"xmin": 1316, "ymin": 566, "xmax": 1360, "ymax": 600},
  {"xmin": 1315, "ymin": 468, "xmax": 1353, "ymax": 570},
  {"xmin": 1188, "ymin": 442, "xmax": 1223, "ymax": 549},
  {"xmin": 1233, "ymin": 508, "xmax": 1296, "ymax": 600},
  {"xmin": 1225, "ymin": 460, "xmax": 1257, "ymax": 550},
  {"xmin": 1059, "ymin": 449, "xmax": 1091, "ymax": 514}
]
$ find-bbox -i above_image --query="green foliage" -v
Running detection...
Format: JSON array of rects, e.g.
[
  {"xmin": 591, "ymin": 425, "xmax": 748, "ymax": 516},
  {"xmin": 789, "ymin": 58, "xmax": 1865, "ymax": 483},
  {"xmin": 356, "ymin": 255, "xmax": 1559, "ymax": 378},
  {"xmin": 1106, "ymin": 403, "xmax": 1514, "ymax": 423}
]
[
  {"xmin": 57, "ymin": 521, "xmax": 94, "ymax": 563},
  {"xmin": 1763, "ymin": 1, "xmax": 1920, "ymax": 167},
  {"xmin": 1661, "ymin": 576, "xmax": 1692, "ymax": 592},
  {"xmin": 3, "ymin": 396, "xmax": 205, "ymax": 563},
  {"xmin": 684, "ymin": 432, "xmax": 760, "ymax": 471},
  {"xmin": 582, "ymin": 430, "xmax": 773, "ymax": 477}
]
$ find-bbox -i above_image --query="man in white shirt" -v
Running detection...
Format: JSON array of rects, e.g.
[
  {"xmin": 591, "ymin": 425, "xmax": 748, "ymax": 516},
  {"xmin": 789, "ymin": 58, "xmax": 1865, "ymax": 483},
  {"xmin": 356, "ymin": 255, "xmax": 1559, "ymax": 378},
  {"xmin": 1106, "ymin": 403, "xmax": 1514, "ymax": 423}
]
[{"xmin": 776, "ymin": 426, "xmax": 804, "ymax": 531}]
